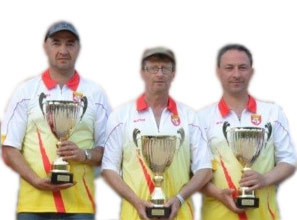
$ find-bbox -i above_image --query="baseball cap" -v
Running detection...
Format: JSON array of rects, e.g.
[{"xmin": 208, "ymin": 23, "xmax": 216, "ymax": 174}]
[
  {"xmin": 44, "ymin": 21, "xmax": 79, "ymax": 41},
  {"xmin": 142, "ymin": 47, "xmax": 175, "ymax": 63}
]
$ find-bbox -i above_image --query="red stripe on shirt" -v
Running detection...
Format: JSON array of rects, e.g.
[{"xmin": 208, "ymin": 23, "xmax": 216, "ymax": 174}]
[
  {"xmin": 220, "ymin": 157, "xmax": 248, "ymax": 220},
  {"xmin": 83, "ymin": 167, "xmax": 96, "ymax": 212},
  {"xmin": 36, "ymin": 129, "xmax": 66, "ymax": 213},
  {"xmin": 137, "ymin": 154, "xmax": 155, "ymax": 194}
]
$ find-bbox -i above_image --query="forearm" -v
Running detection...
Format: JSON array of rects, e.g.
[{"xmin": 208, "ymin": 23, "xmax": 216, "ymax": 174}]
[
  {"xmin": 84, "ymin": 146, "xmax": 104, "ymax": 166},
  {"xmin": 102, "ymin": 169, "xmax": 140, "ymax": 206},
  {"xmin": 263, "ymin": 162, "xmax": 296, "ymax": 186},
  {"xmin": 2, "ymin": 145, "xmax": 40, "ymax": 186},
  {"xmin": 200, "ymin": 182, "xmax": 222, "ymax": 200},
  {"xmin": 179, "ymin": 168, "xmax": 212, "ymax": 200}
]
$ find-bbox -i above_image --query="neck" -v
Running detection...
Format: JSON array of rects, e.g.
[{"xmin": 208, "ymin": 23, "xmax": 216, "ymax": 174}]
[
  {"xmin": 145, "ymin": 91, "xmax": 169, "ymax": 110},
  {"xmin": 223, "ymin": 92, "xmax": 249, "ymax": 117},
  {"xmin": 49, "ymin": 67, "xmax": 75, "ymax": 86}
]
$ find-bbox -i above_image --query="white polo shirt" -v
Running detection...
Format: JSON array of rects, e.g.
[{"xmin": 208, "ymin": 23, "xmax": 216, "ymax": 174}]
[
  {"xmin": 1, "ymin": 69, "xmax": 111, "ymax": 214},
  {"xmin": 102, "ymin": 94, "xmax": 212, "ymax": 220},
  {"xmin": 197, "ymin": 96, "xmax": 296, "ymax": 220}
]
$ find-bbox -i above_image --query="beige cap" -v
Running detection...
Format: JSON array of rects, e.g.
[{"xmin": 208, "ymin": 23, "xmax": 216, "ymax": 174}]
[{"xmin": 142, "ymin": 46, "xmax": 175, "ymax": 63}]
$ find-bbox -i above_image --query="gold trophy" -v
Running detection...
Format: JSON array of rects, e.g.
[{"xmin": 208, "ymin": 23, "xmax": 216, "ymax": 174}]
[
  {"xmin": 39, "ymin": 93, "xmax": 87, "ymax": 184},
  {"xmin": 133, "ymin": 128, "xmax": 184, "ymax": 218},
  {"xmin": 223, "ymin": 122, "xmax": 272, "ymax": 208}
]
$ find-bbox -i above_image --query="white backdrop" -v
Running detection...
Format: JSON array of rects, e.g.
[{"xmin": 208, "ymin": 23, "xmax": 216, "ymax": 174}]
[{"xmin": 0, "ymin": 0, "xmax": 296, "ymax": 219}]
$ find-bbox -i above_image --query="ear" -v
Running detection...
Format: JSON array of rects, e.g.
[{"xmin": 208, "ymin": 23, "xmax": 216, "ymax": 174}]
[
  {"xmin": 251, "ymin": 67, "xmax": 255, "ymax": 76},
  {"xmin": 140, "ymin": 69, "xmax": 145, "ymax": 80},
  {"xmin": 171, "ymin": 71, "xmax": 176, "ymax": 80},
  {"xmin": 216, "ymin": 67, "xmax": 220, "ymax": 79},
  {"xmin": 43, "ymin": 41, "xmax": 49, "ymax": 56}
]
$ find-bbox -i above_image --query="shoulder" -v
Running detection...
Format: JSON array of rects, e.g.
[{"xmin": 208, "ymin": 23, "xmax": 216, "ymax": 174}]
[
  {"xmin": 11, "ymin": 75, "xmax": 42, "ymax": 98},
  {"xmin": 108, "ymin": 101, "xmax": 135, "ymax": 123},
  {"xmin": 196, "ymin": 102, "xmax": 218, "ymax": 117}
]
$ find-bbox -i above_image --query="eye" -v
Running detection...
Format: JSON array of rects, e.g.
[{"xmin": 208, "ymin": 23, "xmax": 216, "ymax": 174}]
[
  {"xmin": 239, "ymin": 65, "xmax": 249, "ymax": 70},
  {"xmin": 224, "ymin": 65, "xmax": 233, "ymax": 70},
  {"xmin": 66, "ymin": 42, "xmax": 75, "ymax": 47}
]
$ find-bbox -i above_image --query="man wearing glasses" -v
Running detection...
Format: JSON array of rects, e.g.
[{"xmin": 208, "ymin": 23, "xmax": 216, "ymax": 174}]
[{"xmin": 102, "ymin": 47, "xmax": 212, "ymax": 220}]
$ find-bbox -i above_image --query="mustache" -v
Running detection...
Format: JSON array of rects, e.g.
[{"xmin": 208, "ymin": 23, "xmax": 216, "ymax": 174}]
[{"xmin": 56, "ymin": 54, "xmax": 71, "ymax": 59}]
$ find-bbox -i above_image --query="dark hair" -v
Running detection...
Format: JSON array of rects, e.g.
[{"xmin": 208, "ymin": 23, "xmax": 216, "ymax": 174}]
[
  {"xmin": 141, "ymin": 54, "xmax": 176, "ymax": 71},
  {"xmin": 217, "ymin": 44, "xmax": 253, "ymax": 67}
]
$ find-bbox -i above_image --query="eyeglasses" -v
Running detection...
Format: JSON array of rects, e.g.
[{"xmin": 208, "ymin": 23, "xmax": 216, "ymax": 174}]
[{"xmin": 144, "ymin": 66, "xmax": 174, "ymax": 75}]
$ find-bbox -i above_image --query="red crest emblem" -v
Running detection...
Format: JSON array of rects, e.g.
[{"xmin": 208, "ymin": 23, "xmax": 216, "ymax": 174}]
[
  {"xmin": 73, "ymin": 91, "xmax": 83, "ymax": 103},
  {"xmin": 251, "ymin": 114, "xmax": 262, "ymax": 126},
  {"xmin": 171, "ymin": 114, "xmax": 180, "ymax": 126}
]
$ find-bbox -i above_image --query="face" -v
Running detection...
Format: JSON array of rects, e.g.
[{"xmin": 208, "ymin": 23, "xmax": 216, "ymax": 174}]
[
  {"xmin": 217, "ymin": 49, "xmax": 254, "ymax": 96},
  {"xmin": 141, "ymin": 59, "xmax": 175, "ymax": 95},
  {"xmin": 44, "ymin": 31, "xmax": 80, "ymax": 72}
]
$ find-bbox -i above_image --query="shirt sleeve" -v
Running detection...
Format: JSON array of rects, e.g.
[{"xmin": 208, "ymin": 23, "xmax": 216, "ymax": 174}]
[
  {"xmin": 273, "ymin": 105, "xmax": 297, "ymax": 166},
  {"xmin": 94, "ymin": 90, "xmax": 111, "ymax": 148},
  {"xmin": 1, "ymin": 85, "xmax": 29, "ymax": 150},
  {"xmin": 101, "ymin": 112, "xmax": 124, "ymax": 174},
  {"xmin": 189, "ymin": 114, "xmax": 213, "ymax": 173}
]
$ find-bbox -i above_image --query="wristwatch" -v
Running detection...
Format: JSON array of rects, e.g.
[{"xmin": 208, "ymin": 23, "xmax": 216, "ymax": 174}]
[{"xmin": 84, "ymin": 149, "xmax": 92, "ymax": 161}]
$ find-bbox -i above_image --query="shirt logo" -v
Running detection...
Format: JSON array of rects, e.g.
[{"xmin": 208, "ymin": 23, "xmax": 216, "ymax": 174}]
[
  {"xmin": 73, "ymin": 91, "xmax": 84, "ymax": 103},
  {"xmin": 171, "ymin": 114, "xmax": 180, "ymax": 126},
  {"xmin": 251, "ymin": 114, "xmax": 262, "ymax": 126},
  {"xmin": 133, "ymin": 118, "xmax": 145, "ymax": 123}
]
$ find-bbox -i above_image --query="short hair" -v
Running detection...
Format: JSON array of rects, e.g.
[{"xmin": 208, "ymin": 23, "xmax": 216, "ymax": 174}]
[
  {"xmin": 141, "ymin": 54, "xmax": 176, "ymax": 71},
  {"xmin": 217, "ymin": 44, "xmax": 253, "ymax": 67}
]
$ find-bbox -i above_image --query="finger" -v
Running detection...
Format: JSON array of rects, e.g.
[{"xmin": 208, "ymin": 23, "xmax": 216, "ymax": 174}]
[
  {"xmin": 169, "ymin": 206, "xmax": 178, "ymax": 219},
  {"xmin": 246, "ymin": 184, "xmax": 259, "ymax": 191},
  {"xmin": 240, "ymin": 179, "xmax": 258, "ymax": 187}
]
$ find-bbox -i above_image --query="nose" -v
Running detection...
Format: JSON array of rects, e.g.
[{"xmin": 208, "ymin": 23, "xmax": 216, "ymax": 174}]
[
  {"xmin": 59, "ymin": 44, "xmax": 69, "ymax": 55},
  {"xmin": 232, "ymin": 67, "xmax": 240, "ymax": 78}
]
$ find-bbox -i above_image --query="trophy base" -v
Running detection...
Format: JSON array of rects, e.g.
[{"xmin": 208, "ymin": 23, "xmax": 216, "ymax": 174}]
[
  {"xmin": 146, "ymin": 207, "xmax": 171, "ymax": 218},
  {"xmin": 51, "ymin": 172, "xmax": 73, "ymax": 184},
  {"xmin": 236, "ymin": 197, "xmax": 259, "ymax": 208}
]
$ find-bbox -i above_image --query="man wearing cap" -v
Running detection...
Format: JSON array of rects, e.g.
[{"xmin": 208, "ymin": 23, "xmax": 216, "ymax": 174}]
[
  {"xmin": 198, "ymin": 44, "xmax": 296, "ymax": 220},
  {"xmin": 1, "ymin": 21, "xmax": 110, "ymax": 220},
  {"xmin": 102, "ymin": 47, "xmax": 212, "ymax": 220}
]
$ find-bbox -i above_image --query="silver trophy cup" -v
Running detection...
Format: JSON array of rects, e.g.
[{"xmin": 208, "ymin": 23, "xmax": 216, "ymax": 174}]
[
  {"xmin": 133, "ymin": 128, "xmax": 185, "ymax": 218},
  {"xmin": 223, "ymin": 122, "xmax": 272, "ymax": 208},
  {"xmin": 40, "ymin": 93, "xmax": 87, "ymax": 184}
]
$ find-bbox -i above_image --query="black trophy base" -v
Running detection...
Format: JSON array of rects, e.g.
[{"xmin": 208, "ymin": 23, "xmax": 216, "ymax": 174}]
[
  {"xmin": 146, "ymin": 206, "xmax": 171, "ymax": 218},
  {"xmin": 236, "ymin": 197, "xmax": 259, "ymax": 208},
  {"xmin": 51, "ymin": 172, "xmax": 73, "ymax": 184}
]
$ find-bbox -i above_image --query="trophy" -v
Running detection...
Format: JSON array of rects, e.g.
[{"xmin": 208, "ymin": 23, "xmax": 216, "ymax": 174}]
[
  {"xmin": 223, "ymin": 122, "xmax": 272, "ymax": 208},
  {"xmin": 133, "ymin": 128, "xmax": 184, "ymax": 218},
  {"xmin": 39, "ymin": 93, "xmax": 87, "ymax": 184}
]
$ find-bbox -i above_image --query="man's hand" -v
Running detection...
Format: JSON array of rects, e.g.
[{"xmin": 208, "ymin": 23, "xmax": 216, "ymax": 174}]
[
  {"xmin": 32, "ymin": 177, "xmax": 75, "ymax": 192},
  {"xmin": 134, "ymin": 199, "xmax": 153, "ymax": 220},
  {"xmin": 239, "ymin": 170, "xmax": 267, "ymax": 191},
  {"xmin": 218, "ymin": 188, "xmax": 244, "ymax": 213},
  {"xmin": 164, "ymin": 196, "xmax": 181, "ymax": 220},
  {"xmin": 57, "ymin": 140, "xmax": 85, "ymax": 162}
]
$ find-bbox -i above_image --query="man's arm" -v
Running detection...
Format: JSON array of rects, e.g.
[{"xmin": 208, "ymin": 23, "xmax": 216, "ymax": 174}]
[
  {"xmin": 102, "ymin": 169, "xmax": 152, "ymax": 220},
  {"xmin": 2, "ymin": 145, "xmax": 74, "ymax": 191},
  {"xmin": 165, "ymin": 168, "xmax": 212, "ymax": 219},
  {"xmin": 200, "ymin": 182, "xmax": 244, "ymax": 213},
  {"xmin": 240, "ymin": 162, "xmax": 296, "ymax": 191},
  {"xmin": 57, "ymin": 141, "xmax": 103, "ymax": 166}
]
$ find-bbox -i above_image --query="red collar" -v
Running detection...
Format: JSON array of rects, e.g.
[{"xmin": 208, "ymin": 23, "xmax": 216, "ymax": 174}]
[
  {"xmin": 218, "ymin": 95, "xmax": 257, "ymax": 117},
  {"xmin": 41, "ymin": 69, "xmax": 80, "ymax": 91},
  {"xmin": 136, "ymin": 94, "xmax": 178, "ymax": 115}
]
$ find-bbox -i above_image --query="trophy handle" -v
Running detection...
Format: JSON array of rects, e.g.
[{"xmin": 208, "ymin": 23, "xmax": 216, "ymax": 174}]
[
  {"xmin": 177, "ymin": 128, "xmax": 185, "ymax": 147},
  {"xmin": 265, "ymin": 122, "xmax": 272, "ymax": 142},
  {"xmin": 222, "ymin": 121, "xmax": 230, "ymax": 144},
  {"xmin": 39, "ymin": 92, "xmax": 47, "ymax": 115},
  {"xmin": 133, "ymin": 128, "xmax": 141, "ymax": 147},
  {"xmin": 80, "ymin": 96, "xmax": 88, "ymax": 120}
]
